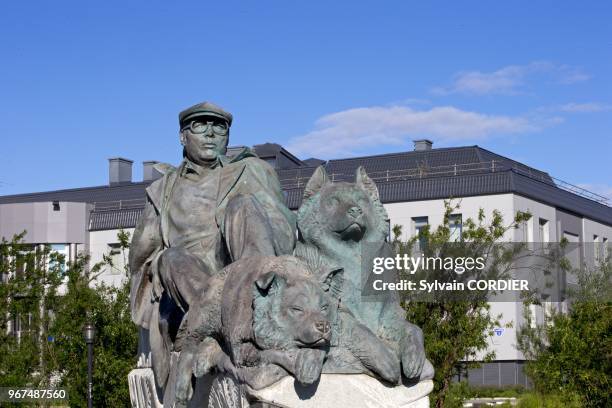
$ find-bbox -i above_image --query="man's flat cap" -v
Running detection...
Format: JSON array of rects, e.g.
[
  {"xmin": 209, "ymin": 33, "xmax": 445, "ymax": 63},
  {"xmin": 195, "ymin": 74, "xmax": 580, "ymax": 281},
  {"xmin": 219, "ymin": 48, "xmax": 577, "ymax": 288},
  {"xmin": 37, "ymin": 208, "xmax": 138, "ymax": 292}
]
[{"xmin": 179, "ymin": 101, "xmax": 233, "ymax": 127}]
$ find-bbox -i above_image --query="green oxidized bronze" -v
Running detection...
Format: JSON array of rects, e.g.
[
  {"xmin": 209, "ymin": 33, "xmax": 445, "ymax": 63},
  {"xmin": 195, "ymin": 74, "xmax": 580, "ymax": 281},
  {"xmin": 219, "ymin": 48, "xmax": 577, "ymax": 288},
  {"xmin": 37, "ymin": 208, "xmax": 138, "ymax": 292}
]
[
  {"xmin": 295, "ymin": 166, "xmax": 434, "ymax": 382},
  {"xmin": 129, "ymin": 102, "xmax": 432, "ymax": 408}
]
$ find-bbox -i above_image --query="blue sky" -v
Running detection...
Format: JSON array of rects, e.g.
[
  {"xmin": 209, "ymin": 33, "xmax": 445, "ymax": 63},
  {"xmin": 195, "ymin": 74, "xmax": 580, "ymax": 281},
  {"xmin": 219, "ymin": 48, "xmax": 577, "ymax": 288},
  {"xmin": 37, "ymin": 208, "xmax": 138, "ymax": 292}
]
[{"xmin": 1, "ymin": 1, "xmax": 611, "ymax": 199}]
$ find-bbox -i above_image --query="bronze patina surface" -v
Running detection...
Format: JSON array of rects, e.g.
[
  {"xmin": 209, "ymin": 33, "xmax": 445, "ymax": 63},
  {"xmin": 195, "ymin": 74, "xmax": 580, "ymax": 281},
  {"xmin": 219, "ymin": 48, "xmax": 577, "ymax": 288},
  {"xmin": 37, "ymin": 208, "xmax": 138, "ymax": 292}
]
[{"xmin": 129, "ymin": 102, "xmax": 432, "ymax": 407}]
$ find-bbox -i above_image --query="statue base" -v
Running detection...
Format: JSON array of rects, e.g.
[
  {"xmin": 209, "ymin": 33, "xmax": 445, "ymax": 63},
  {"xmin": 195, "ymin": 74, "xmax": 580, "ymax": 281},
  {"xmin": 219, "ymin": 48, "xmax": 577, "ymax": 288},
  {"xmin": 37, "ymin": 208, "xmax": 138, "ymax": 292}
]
[
  {"xmin": 128, "ymin": 368, "xmax": 163, "ymax": 408},
  {"xmin": 129, "ymin": 369, "xmax": 432, "ymax": 408},
  {"xmin": 245, "ymin": 374, "xmax": 432, "ymax": 408}
]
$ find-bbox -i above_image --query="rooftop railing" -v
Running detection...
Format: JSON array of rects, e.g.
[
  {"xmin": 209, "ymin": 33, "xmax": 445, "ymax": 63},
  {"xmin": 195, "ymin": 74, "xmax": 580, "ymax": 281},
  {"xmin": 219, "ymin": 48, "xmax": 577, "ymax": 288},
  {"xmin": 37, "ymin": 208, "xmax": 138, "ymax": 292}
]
[
  {"xmin": 92, "ymin": 198, "xmax": 146, "ymax": 211},
  {"xmin": 278, "ymin": 160, "xmax": 611, "ymax": 206},
  {"xmin": 89, "ymin": 160, "xmax": 610, "ymax": 210}
]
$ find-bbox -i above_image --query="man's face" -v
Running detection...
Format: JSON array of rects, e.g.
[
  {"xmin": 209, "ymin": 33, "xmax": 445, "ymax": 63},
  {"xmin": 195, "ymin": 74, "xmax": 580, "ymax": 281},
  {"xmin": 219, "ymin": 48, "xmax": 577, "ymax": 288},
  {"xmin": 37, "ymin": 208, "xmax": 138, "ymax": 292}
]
[{"xmin": 180, "ymin": 116, "xmax": 229, "ymax": 165}]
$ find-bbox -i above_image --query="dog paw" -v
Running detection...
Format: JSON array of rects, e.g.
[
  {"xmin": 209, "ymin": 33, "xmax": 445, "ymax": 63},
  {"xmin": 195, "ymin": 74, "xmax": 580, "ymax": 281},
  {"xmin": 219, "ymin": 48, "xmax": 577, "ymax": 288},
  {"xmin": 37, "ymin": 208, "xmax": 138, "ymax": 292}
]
[
  {"xmin": 294, "ymin": 348, "xmax": 325, "ymax": 384},
  {"xmin": 400, "ymin": 341, "xmax": 426, "ymax": 380}
]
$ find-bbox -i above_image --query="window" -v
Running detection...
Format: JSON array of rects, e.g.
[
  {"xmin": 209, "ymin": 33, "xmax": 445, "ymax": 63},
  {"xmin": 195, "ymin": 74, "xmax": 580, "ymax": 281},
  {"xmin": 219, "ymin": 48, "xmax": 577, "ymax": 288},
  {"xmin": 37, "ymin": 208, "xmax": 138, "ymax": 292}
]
[
  {"xmin": 528, "ymin": 304, "xmax": 539, "ymax": 328},
  {"xmin": 9, "ymin": 313, "xmax": 32, "ymax": 341},
  {"xmin": 107, "ymin": 243, "xmax": 124, "ymax": 275},
  {"xmin": 52, "ymin": 201, "xmax": 60, "ymax": 211},
  {"xmin": 538, "ymin": 218, "xmax": 549, "ymax": 248},
  {"xmin": 49, "ymin": 244, "xmax": 68, "ymax": 274},
  {"xmin": 544, "ymin": 302, "xmax": 555, "ymax": 325},
  {"xmin": 412, "ymin": 217, "xmax": 428, "ymax": 252},
  {"xmin": 593, "ymin": 235, "xmax": 600, "ymax": 262},
  {"xmin": 0, "ymin": 252, "xmax": 7, "ymax": 283},
  {"xmin": 523, "ymin": 218, "xmax": 534, "ymax": 242},
  {"xmin": 563, "ymin": 232, "xmax": 580, "ymax": 271},
  {"xmin": 449, "ymin": 214, "xmax": 462, "ymax": 241}
]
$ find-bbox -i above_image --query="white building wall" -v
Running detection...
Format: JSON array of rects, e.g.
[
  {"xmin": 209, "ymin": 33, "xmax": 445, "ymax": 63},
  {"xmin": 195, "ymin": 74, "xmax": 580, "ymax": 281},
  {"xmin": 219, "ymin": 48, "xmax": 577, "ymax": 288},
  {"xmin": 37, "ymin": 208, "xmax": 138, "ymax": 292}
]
[
  {"xmin": 0, "ymin": 201, "xmax": 89, "ymax": 245},
  {"xmin": 386, "ymin": 193, "xmax": 612, "ymax": 363},
  {"xmin": 88, "ymin": 228, "xmax": 134, "ymax": 287},
  {"xmin": 384, "ymin": 194, "xmax": 517, "ymax": 243},
  {"xmin": 384, "ymin": 194, "xmax": 521, "ymax": 361},
  {"xmin": 513, "ymin": 195, "xmax": 559, "ymax": 243},
  {"xmin": 581, "ymin": 217, "xmax": 612, "ymax": 267}
]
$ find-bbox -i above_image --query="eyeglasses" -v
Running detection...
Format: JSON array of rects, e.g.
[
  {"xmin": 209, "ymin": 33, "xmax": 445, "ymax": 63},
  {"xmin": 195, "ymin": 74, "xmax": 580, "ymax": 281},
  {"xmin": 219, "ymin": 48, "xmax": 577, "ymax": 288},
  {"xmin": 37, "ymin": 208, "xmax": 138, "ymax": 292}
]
[{"xmin": 182, "ymin": 120, "xmax": 229, "ymax": 136}]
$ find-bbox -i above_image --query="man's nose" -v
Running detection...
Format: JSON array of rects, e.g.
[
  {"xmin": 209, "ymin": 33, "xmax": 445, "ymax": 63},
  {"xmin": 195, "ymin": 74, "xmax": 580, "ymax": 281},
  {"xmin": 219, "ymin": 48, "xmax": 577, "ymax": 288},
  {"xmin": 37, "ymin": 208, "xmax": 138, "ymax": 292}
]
[{"xmin": 202, "ymin": 126, "xmax": 214, "ymax": 137}]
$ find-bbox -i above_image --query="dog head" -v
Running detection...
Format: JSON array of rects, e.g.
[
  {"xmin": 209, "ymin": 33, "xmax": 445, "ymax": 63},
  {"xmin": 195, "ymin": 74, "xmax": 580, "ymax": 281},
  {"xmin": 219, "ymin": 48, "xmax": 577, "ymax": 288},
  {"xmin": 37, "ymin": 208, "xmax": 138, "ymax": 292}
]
[{"xmin": 252, "ymin": 256, "xmax": 342, "ymax": 350}]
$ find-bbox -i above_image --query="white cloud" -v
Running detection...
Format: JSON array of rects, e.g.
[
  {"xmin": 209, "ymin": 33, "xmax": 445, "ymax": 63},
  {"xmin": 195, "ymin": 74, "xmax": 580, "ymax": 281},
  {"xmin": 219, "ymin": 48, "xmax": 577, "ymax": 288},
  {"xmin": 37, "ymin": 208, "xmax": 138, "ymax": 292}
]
[
  {"xmin": 432, "ymin": 62, "xmax": 590, "ymax": 95},
  {"xmin": 286, "ymin": 105, "xmax": 544, "ymax": 158},
  {"xmin": 558, "ymin": 102, "xmax": 612, "ymax": 113},
  {"xmin": 556, "ymin": 69, "xmax": 591, "ymax": 84}
]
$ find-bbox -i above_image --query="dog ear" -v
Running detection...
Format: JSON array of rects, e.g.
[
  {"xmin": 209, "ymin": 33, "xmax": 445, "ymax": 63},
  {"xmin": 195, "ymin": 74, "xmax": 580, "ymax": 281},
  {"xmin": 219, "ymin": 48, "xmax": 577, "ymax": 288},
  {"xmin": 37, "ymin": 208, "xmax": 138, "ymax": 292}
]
[
  {"xmin": 254, "ymin": 271, "xmax": 285, "ymax": 296},
  {"xmin": 355, "ymin": 166, "xmax": 380, "ymax": 202},
  {"xmin": 303, "ymin": 166, "xmax": 329, "ymax": 200},
  {"xmin": 320, "ymin": 267, "xmax": 344, "ymax": 297}
]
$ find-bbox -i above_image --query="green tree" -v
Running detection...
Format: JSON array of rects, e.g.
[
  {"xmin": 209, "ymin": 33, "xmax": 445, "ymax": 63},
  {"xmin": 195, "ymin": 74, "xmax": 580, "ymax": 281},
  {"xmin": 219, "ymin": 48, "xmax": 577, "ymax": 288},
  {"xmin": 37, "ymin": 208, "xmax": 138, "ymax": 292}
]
[
  {"xmin": 0, "ymin": 233, "xmax": 64, "ymax": 389},
  {"xmin": 48, "ymin": 229, "xmax": 137, "ymax": 407},
  {"xmin": 517, "ymin": 249, "xmax": 611, "ymax": 407},
  {"xmin": 392, "ymin": 201, "xmax": 532, "ymax": 407},
  {"xmin": 0, "ymin": 230, "xmax": 138, "ymax": 407}
]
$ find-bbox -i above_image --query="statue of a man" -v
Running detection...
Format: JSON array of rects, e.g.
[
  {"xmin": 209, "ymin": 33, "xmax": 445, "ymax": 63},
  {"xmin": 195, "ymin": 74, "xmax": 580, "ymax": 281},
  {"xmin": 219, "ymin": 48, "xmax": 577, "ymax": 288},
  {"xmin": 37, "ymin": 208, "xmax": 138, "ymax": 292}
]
[{"xmin": 129, "ymin": 102, "xmax": 296, "ymax": 387}]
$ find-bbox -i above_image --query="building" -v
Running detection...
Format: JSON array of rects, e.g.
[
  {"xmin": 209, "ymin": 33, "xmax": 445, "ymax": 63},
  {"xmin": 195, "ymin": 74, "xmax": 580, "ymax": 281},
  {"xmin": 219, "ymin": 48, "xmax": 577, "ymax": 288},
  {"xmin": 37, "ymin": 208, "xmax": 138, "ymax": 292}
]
[{"xmin": 1, "ymin": 140, "xmax": 611, "ymax": 387}]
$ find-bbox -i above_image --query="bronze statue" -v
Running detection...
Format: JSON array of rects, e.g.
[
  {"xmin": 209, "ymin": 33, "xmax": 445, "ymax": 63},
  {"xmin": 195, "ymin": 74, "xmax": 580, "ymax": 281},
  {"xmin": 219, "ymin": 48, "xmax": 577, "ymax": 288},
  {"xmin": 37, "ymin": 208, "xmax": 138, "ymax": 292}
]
[
  {"xmin": 295, "ymin": 166, "xmax": 434, "ymax": 382},
  {"xmin": 128, "ymin": 102, "xmax": 433, "ymax": 408},
  {"xmin": 129, "ymin": 102, "xmax": 296, "ymax": 393}
]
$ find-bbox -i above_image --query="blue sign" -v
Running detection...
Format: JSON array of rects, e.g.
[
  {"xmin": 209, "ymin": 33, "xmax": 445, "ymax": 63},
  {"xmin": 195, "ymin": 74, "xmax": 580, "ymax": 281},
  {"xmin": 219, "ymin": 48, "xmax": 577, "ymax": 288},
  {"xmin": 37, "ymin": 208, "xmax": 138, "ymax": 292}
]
[{"xmin": 493, "ymin": 328, "xmax": 504, "ymax": 336}]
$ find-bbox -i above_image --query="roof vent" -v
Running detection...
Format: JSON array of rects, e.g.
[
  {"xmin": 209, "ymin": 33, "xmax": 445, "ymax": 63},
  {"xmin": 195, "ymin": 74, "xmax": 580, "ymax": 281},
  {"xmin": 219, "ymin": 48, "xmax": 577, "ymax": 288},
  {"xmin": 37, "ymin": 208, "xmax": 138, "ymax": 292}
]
[
  {"xmin": 413, "ymin": 139, "xmax": 433, "ymax": 151},
  {"xmin": 143, "ymin": 161, "xmax": 162, "ymax": 182},
  {"xmin": 108, "ymin": 157, "xmax": 133, "ymax": 186}
]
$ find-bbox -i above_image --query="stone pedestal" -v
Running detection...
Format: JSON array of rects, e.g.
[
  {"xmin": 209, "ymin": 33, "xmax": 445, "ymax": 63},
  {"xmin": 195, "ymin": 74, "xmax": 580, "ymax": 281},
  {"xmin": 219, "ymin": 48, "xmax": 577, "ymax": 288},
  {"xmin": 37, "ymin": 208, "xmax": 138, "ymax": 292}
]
[
  {"xmin": 129, "ymin": 370, "xmax": 432, "ymax": 408},
  {"xmin": 246, "ymin": 374, "xmax": 433, "ymax": 408},
  {"xmin": 128, "ymin": 368, "xmax": 163, "ymax": 408}
]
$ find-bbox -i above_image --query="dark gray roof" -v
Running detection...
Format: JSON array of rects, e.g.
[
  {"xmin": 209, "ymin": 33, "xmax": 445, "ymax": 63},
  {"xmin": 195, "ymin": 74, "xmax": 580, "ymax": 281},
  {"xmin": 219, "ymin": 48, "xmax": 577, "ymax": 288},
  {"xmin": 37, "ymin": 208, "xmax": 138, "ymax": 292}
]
[
  {"xmin": 302, "ymin": 158, "xmax": 326, "ymax": 167},
  {"xmin": 2, "ymin": 145, "xmax": 611, "ymax": 230},
  {"xmin": 89, "ymin": 208, "xmax": 143, "ymax": 231},
  {"xmin": 283, "ymin": 169, "xmax": 612, "ymax": 226},
  {"xmin": 322, "ymin": 146, "xmax": 553, "ymax": 185},
  {"xmin": 0, "ymin": 182, "xmax": 149, "ymax": 205},
  {"xmin": 253, "ymin": 143, "xmax": 305, "ymax": 169},
  {"xmin": 251, "ymin": 143, "xmax": 284, "ymax": 158}
]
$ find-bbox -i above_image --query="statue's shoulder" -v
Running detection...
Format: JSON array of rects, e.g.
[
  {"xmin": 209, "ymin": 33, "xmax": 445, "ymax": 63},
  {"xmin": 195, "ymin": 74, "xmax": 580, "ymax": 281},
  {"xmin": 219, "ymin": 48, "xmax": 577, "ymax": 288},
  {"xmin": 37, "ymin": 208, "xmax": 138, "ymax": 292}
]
[
  {"xmin": 227, "ymin": 148, "xmax": 276, "ymax": 177},
  {"xmin": 241, "ymin": 155, "xmax": 272, "ymax": 170},
  {"xmin": 145, "ymin": 163, "xmax": 178, "ymax": 210},
  {"xmin": 242, "ymin": 156, "xmax": 279, "ymax": 183}
]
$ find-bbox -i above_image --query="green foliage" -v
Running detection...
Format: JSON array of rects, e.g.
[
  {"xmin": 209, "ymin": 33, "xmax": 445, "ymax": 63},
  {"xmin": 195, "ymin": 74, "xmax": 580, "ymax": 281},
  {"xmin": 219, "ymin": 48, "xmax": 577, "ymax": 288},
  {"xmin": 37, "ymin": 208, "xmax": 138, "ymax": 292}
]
[
  {"xmin": 516, "ymin": 392, "xmax": 582, "ymax": 408},
  {"xmin": 517, "ymin": 254, "xmax": 611, "ymax": 407},
  {"xmin": 393, "ymin": 200, "xmax": 532, "ymax": 408},
  {"xmin": 443, "ymin": 381, "xmax": 472, "ymax": 408},
  {"xmin": 0, "ymin": 230, "xmax": 138, "ymax": 407},
  {"xmin": 0, "ymin": 233, "xmax": 65, "ymax": 388},
  {"xmin": 50, "ymin": 263, "xmax": 137, "ymax": 407},
  {"xmin": 445, "ymin": 382, "xmax": 581, "ymax": 408},
  {"xmin": 445, "ymin": 382, "xmax": 527, "ymax": 408}
]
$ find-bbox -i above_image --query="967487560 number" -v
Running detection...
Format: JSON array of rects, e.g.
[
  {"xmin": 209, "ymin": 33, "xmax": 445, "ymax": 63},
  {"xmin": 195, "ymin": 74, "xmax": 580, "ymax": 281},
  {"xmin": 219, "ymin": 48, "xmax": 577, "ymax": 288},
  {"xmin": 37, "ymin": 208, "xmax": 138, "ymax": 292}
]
[{"xmin": 0, "ymin": 388, "xmax": 68, "ymax": 402}]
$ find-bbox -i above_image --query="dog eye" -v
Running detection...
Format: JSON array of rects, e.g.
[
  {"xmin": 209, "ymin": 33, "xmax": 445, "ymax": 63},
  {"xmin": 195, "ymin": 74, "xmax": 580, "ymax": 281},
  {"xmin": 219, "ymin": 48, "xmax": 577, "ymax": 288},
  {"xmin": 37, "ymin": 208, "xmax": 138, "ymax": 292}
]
[
  {"xmin": 290, "ymin": 306, "xmax": 303, "ymax": 313},
  {"xmin": 321, "ymin": 305, "xmax": 329, "ymax": 312}
]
